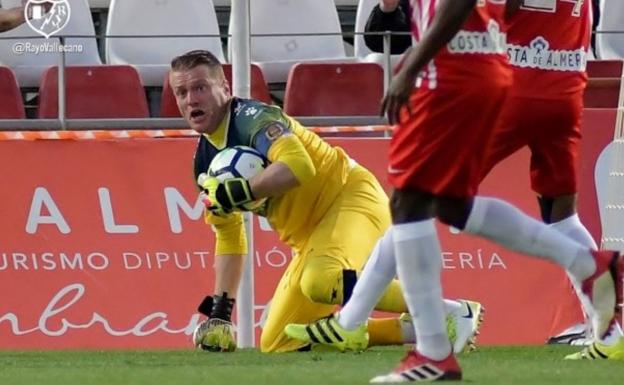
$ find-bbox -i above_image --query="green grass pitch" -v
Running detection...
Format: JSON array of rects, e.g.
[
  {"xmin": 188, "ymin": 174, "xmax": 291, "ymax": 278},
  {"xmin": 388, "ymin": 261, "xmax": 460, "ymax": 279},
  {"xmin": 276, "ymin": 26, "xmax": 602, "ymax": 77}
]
[{"xmin": 1, "ymin": 346, "xmax": 623, "ymax": 385}]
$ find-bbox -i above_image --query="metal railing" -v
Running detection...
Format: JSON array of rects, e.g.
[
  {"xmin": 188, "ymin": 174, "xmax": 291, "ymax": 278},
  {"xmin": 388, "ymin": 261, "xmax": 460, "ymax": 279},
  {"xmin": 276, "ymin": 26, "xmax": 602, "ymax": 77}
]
[
  {"xmin": 0, "ymin": 30, "xmax": 409, "ymax": 131},
  {"xmin": 1, "ymin": 28, "xmax": 623, "ymax": 131}
]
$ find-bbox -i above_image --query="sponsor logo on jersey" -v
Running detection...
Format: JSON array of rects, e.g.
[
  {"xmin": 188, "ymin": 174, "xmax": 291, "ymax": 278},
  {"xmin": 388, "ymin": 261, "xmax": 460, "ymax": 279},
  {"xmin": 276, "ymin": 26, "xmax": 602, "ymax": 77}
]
[
  {"xmin": 234, "ymin": 103, "xmax": 244, "ymax": 116},
  {"xmin": 507, "ymin": 36, "xmax": 587, "ymax": 72},
  {"xmin": 447, "ymin": 20, "xmax": 506, "ymax": 55},
  {"xmin": 244, "ymin": 107, "xmax": 259, "ymax": 117}
]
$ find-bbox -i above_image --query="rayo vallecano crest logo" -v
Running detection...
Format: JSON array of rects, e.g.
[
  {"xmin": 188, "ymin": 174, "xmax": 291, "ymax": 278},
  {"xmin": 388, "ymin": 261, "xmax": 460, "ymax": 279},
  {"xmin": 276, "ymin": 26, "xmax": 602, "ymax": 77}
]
[{"xmin": 24, "ymin": 0, "xmax": 71, "ymax": 39}]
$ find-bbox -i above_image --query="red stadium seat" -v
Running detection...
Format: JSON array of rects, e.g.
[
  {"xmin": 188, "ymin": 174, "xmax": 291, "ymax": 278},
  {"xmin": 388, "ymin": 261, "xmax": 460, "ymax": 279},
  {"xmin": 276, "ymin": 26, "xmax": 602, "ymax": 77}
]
[
  {"xmin": 160, "ymin": 64, "xmax": 272, "ymax": 117},
  {"xmin": 583, "ymin": 78, "xmax": 622, "ymax": 108},
  {"xmin": 584, "ymin": 60, "xmax": 623, "ymax": 108},
  {"xmin": 283, "ymin": 62, "xmax": 383, "ymax": 116},
  {"xmin": 0, "ymin": 67, "xmax": 25, "ymax": 119},
  {"xmin": 586, "ymin": 60, "xmax": 623, "ymax": 78},
  {"xmin": 38, "ymin": 65, "xmax": 149, "ymax": 119}
]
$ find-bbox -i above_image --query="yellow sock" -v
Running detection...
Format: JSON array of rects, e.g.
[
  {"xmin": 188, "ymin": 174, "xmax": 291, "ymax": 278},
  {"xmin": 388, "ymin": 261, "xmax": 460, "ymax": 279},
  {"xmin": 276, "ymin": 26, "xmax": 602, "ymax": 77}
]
[
  {"xmin": 368, "ymin": 317, "xmax": 404, "ymax": 346},
  {"xmin": 374, "ymin": 279, "xmax": 408, "ymax": 313}
]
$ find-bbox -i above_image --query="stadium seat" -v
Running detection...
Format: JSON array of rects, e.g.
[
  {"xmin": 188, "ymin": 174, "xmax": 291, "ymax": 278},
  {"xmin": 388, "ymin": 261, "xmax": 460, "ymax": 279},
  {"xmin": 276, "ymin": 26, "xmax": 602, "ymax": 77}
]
[
  {"xmin": 283, "ymin": 62, "xmax": 383, "ymax": 116},
  {"xmin": 584, "ymin": 60, "xmax": 623, "ymax": 108},
  {"xmin": 0, "ymin": 0, "xmax": 102, "ymax": 88},
  {"xmin": 0, "ymin": 66, "xmax": 25, "ymax": 118},
  {"xmin": 353, "ymin": 0, "xmax": 406, "ymax": 67},
  {"xmin": 586, "ymin": 60, "xmax": 624, "ymax": 78},
  {"xmin": 160, "ymin": 64, "xmax": 272, "ymax": 117},
  {"xmin": 105, "ymin": 0, "xmax": 225, "ymax": 87},
  {"xmin": 596, "ymin": 0, "xmax": 624, "ymax": 59},
  {"xmin": 38, "ymin": 65, "xmax": 149, "ymax": 118},
  {"xmin": 584, "ymin": 78, "xmax": 622, "ymax": 108},
  {"xmin": 211, "ymin": 0, "xmax": 360, "ymax": 6},
  {"xmin": 231, "ymin": 0, "xmax": 357, "ymax": 84}
]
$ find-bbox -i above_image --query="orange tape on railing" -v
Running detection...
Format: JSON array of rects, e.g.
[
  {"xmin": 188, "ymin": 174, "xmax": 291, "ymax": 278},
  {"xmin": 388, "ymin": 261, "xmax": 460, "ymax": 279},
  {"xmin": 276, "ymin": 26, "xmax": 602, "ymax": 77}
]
[{"xmin": 0, "ymin": 126, "xmax": 392, "ymax": 140}]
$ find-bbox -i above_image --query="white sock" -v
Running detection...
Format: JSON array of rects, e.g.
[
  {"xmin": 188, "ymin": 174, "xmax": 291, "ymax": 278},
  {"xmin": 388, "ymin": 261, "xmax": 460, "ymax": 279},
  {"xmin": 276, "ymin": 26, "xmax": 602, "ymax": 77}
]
[
  {"xmin": 550, "ymin": 215, "xmax": 624, "ymax": 342},
  {"xmin": 339, "ymin": 229, "xmax": 396, "ymax": 330},
  {"xmin": 338, "ymin": 225, "xmax": 466, "ymax": 336},
  {"xmin": 464, "ymin": 197, "xmax": 596, "ymax": 282},
  {"xmin": 394, "ymin": 220, "xmax": 451, "ymax": 360},
  {"xmin": 550, "ymin": 213, "xmax": 598, "ymax": 326},
  {"xmin": 550, "ymin": 214, "xmax": 598, "ymax": 249}
]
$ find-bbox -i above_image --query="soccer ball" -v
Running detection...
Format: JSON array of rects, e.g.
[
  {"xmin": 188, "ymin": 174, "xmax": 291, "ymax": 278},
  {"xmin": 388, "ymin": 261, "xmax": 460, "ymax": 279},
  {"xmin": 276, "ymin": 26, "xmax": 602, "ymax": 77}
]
[{"xmin": 208, "ymin": 146, "xmax": 268, "ymax": 211}]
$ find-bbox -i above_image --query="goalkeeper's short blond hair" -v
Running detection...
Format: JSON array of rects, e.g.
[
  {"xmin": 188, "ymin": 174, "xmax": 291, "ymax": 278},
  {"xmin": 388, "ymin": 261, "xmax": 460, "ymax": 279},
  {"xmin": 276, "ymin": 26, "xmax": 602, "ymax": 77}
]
[{"xmin": 170, "ymin": 50, "xmax": 225, "ymax": 80}]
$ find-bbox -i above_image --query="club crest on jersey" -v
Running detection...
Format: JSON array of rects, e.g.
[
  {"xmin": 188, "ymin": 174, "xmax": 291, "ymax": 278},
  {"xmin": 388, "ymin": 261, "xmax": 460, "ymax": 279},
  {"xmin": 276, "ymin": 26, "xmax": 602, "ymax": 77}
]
[
  {"xmin": 507, "ymin": 36, "xmax": 587, "ymax": 72},
  {"xmin": 265, "ymin": 122, "xmax": 286, "ymax": 141}
]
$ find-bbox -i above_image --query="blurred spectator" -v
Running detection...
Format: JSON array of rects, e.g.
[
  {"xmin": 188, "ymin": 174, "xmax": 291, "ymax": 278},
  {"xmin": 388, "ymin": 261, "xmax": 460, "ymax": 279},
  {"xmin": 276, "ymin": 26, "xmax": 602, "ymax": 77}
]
[
  {"xmin": 0, "ymin": 0, "xmax": 52, "ymax": 33},
  {"xmin": 364, "ymin": 0, "xmax": 411, "ymax": 54},
  {"xmin": 591, "ymin": 0, "xmax": 600, "ymax": 57},
  {"xmin": 0, "ymin": 3, "xmax": 25, "ymax": 32}
]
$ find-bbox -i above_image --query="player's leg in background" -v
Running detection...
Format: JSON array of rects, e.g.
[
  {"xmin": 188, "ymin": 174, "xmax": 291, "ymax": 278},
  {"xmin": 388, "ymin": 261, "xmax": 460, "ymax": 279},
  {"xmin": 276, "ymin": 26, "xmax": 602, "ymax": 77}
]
[
  {"xmin": 541, "ymin": 194, "xmax": 595, "ymax": 247},
  {"xmin": 529, "ymin": 96, "xmax": 616, "ymax": 347},
  {"xmin": 484, "ymin": 96, "xmax": 596, "ymax": 341},
  {"xmin": 443, "ymin": 177, "xmax": 622, "ymax": 347},
  {"xmin": 481, "ymin": 95, "xmax": 595, "ymax": 249},
  {"xmin": 479, "ymin": 95, "xmax": 528, "ymax": 183},
  {"xmin": 528, "ymin": 96, "xmax": 596, "ymax": 249},
  {"xmin": 427, "ymin": 92, "xmax": 621, "ymax": 345},
  {"xmin": 446, "ymin": 189, "xmax": 621, "ymax": 341}
]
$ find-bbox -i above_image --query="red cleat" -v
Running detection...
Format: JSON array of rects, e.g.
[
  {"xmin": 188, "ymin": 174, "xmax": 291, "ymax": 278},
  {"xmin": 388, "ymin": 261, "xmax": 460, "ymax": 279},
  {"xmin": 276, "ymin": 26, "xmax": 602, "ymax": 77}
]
[{"xmin": 370, "ymin": 350, "xmax": 462, "ymax": 383}]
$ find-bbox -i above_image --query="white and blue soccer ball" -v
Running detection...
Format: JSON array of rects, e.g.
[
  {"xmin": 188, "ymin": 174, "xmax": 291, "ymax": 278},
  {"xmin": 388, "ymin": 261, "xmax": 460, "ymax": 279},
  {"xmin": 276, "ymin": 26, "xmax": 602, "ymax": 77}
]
[{"xmin": 208, "ymin": 146, "xmax": 268, "ymax": 211}]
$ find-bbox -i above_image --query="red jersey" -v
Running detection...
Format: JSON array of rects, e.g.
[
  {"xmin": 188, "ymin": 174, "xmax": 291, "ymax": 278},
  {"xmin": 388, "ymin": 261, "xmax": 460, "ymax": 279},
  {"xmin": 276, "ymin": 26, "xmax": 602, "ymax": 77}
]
[
  {"xmin": 507, "ymin": 0, "xmax": 591, "ymax": 98},
  {"xmin": 408, "ymin": 0, "xmax": 511, "ymax": 90}
]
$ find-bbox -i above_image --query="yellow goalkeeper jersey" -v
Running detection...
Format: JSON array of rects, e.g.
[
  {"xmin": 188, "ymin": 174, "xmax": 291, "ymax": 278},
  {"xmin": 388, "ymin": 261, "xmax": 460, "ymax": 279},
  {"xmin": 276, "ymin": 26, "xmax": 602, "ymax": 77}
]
[{"xmin": 193, "ymin": 98, "xmax": 354, "ymax": 255}]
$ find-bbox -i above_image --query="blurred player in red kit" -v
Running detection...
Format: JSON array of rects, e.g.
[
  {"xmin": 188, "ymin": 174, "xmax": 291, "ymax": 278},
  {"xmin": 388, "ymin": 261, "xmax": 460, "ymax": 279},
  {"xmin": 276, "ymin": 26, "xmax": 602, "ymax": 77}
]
[
  {"xmin": 372, "ymin": 0, "xmax": 623, "ymax": 381},
  {"xmin": 482, "ymin": 0, "xmax": 613, "ymax": 353}
]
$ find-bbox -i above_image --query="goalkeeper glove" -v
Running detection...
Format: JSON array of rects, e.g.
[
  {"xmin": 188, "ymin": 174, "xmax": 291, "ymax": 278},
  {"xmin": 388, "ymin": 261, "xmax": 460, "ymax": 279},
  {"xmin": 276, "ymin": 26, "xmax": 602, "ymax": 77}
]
[
  {"xmin": 193, "ymin": 293, "xmax": 237, "ymax": 352},
  {"xmin": 192, "ymin": 318, "xmax": 236, "ymax": 352},
  {"xmin": 198, "ymin": 174, "xmax": 255, "ymax": 216}
]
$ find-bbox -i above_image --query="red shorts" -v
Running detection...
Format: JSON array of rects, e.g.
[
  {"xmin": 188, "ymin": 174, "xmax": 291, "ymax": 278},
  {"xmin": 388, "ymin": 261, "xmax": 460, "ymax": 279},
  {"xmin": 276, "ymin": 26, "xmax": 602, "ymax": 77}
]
[
  {"xmin": 481, "ymin": 95, "xmax": 582, "ymax": 197},
  {"xmin": 388, "ymin": 84, "xmax": 509, "ymax": 198}
]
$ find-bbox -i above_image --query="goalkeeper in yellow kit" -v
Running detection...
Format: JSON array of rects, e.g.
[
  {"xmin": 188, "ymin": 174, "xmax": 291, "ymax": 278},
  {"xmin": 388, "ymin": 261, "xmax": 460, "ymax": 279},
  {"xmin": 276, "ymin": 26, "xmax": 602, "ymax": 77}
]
[{"xmin": 169, "ymin": 50, "xmax": 482, "ymax": 353}]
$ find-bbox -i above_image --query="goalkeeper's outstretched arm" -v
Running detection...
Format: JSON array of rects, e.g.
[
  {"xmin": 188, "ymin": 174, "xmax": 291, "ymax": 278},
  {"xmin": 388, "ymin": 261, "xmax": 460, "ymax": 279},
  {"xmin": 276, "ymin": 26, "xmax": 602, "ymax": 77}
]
[
  {"xmin": 206, "ymin": 211, "xmax": 248, "ymax": 299},
  {"xmin": 192, "ymin": 212, "xmax": 246, "ymax": 351},
  {"xmin": 214, "ymin": 253, "xmax": 244, "ymax": 300},
  {"xmin": 192, "ymin": 253, "xmax": 243, "ymax": 352}
]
